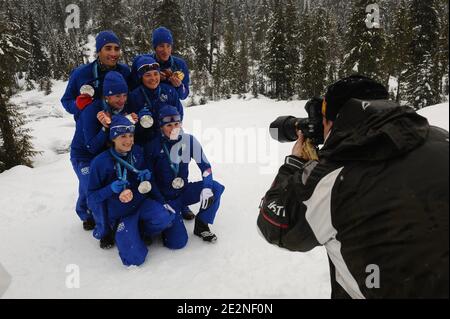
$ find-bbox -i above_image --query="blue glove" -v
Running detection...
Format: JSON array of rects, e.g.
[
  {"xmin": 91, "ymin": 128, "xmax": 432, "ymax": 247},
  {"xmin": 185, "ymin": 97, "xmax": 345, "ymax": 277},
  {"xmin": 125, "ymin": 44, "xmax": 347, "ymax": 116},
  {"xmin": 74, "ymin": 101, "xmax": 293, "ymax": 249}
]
[
  {"xmin": 138, "ymin": 169, "xmax": 151, "ymax": 182},
  {"xmin": 111, "ymin": 180, "xmax": 129, "ymax": 194},
  {"xmin": 138, "ymin": 107, "xmax": 152, "ymax": 118}
]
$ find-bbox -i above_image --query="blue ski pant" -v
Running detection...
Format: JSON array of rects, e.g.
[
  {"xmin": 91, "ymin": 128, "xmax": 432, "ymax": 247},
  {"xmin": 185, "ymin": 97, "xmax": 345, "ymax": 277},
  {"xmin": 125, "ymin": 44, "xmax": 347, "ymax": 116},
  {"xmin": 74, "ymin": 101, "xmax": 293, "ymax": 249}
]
[
  {"xmin": 71, "ymin": 159, "xmax": 92, "ymax": 221},
  {"xmin": 163, "ymin": 180, "xmax": 225, "ymax": 249}
]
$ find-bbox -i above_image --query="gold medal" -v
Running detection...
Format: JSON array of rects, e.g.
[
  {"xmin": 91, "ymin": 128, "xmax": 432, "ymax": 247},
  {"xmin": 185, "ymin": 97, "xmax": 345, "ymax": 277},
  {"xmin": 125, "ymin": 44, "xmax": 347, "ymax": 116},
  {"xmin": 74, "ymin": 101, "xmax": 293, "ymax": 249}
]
[{"xmin": 174, "ymin": 71, "xmax": 185, "ymax": 81}]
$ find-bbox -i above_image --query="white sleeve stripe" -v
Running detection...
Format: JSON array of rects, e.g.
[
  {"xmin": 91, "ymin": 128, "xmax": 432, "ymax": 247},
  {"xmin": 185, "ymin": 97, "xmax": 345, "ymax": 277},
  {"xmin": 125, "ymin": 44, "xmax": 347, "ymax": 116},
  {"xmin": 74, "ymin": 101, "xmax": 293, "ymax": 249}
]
[
  {"xmin": 304, "ymin": 167, "xmax": 366, "ymax": 299},
  {"xmin": 285, "ymin": 156, "xmax": 305, "ymax": 169}
]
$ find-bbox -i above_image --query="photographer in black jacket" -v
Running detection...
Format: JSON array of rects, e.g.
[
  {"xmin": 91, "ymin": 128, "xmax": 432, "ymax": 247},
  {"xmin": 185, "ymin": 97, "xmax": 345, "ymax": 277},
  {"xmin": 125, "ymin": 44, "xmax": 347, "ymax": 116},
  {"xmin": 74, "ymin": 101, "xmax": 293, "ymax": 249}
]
[{"xmin": 258, "ymin": 75, "xmax": 449, "ymax": 299}]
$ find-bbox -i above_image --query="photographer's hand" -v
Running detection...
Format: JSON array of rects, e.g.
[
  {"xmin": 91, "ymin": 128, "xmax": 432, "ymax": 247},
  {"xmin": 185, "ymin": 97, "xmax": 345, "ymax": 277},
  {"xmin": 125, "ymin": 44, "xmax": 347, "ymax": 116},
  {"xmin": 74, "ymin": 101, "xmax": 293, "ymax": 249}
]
[{"xmin": 291, "ymin": 130, "xmax": 305, "ymax": 158}]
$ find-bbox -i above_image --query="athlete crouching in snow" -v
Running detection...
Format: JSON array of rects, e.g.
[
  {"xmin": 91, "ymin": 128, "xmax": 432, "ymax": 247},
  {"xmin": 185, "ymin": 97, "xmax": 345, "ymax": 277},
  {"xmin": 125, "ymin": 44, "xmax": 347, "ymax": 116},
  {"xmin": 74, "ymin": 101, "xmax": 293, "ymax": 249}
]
[
  {"xmin": 258, "ymin": 75, "xmax": 449, "ymax": 298},
  {"xmin": 70, "ymin": 71, "xmax": 137, "ymax": 231},
  {"xmin": 87, "ymin": 115, "xmax": 176, "ymax": 267},
  {"xmin": 145, "ymin": 105, "xmax": 225, "ymax": 245}
]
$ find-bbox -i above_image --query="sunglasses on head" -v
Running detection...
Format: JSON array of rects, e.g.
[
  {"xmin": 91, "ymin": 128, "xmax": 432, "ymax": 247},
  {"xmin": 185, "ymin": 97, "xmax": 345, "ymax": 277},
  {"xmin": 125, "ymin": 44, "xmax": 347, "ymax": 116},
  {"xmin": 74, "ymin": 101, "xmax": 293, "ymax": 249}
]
[
  {"xmin": 112, "ymin": 125, "xmax": 135, "ymax": 135},
  {"xmin": 138, "ymin": 63, "xmax": 160, "ymax": 74},
  {"xmin": 161, "ymin": 115, "xmax": 182, "ymax": 125}
]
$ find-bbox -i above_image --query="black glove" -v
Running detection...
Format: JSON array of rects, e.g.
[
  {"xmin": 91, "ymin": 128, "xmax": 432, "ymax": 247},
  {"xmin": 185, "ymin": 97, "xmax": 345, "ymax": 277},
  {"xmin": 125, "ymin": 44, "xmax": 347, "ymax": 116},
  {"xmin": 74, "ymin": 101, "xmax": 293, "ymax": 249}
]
[{"xmin": 100, "ymin": 233, "xmax": 115, "ymax": 250}]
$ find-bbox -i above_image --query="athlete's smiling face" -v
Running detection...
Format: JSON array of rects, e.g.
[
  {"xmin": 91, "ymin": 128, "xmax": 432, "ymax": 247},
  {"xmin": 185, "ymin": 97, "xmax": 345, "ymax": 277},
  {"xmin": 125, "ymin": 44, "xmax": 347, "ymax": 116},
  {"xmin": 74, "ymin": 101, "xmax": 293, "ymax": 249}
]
[
  {"xmin": 142, "ymin": 70, "xmax": 161, "ymax": 90},
  {"xmin": 98, "ymin": 43, "xmax": 121, "ymax": 68},
  {"xmin": 106, "ymin": 93, "xmax": 128, "ymax": 110},
  {"xmin": 114, "ymin": 133, "xmax": 134, "ymax": 153},
  {"xmin": 155, "ymin": 43, "xmax": 172, "ymax": 62}
]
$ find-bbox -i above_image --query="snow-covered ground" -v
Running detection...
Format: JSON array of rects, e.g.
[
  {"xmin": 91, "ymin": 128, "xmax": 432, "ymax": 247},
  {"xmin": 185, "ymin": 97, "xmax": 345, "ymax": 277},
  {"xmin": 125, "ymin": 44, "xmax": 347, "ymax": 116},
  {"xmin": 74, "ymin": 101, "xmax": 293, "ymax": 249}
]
[{"xmin": 0, "ymin": 82, "xmax": 448, "ymax": 299}]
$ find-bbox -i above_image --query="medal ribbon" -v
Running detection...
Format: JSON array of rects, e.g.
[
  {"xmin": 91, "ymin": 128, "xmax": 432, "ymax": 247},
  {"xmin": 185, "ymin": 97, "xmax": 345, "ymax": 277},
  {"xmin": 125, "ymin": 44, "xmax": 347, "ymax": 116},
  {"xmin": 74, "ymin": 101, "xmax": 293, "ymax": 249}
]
[
  {"xmin": 110, "ymin": 149, "xmax": 146, "ymax": 182},
  {"xmin": 162, "ymin": 143, "xmax": 181, "ymax": 178}
]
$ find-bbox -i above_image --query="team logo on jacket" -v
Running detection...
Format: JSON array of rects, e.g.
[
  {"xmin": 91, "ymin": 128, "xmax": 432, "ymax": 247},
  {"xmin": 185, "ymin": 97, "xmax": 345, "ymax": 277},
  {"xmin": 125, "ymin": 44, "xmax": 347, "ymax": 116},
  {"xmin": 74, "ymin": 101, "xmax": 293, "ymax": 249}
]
[
  {"xmin": 160, "ymin": 94, "xmax": 168, "ymax": 102},
  {"xmin": 117, "ymin": 222, "xmax": 125, "ymax": 233},
  {"xmin": 81, "ymin": 167, "xmax": 90, "ymax": 175},
  {"xmin": 267, "ymin": 201, "xmax": 286, "ymax": 218},
  {"xmin": 362, "ymin": 101, "xmax": 371, "ymax": 110}
]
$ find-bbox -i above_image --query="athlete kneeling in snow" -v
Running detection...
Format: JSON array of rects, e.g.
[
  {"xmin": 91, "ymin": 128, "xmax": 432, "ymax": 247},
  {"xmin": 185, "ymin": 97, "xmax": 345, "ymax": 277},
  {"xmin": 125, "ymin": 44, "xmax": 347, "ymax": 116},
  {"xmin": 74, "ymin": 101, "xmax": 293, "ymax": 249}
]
[
  {"xmin": 87, "ymin": 115, "xmax": 175, "ymax": 266},
  {"xmin": 145, "ymin": 105, "xmax": 225, "ymax": 245}
]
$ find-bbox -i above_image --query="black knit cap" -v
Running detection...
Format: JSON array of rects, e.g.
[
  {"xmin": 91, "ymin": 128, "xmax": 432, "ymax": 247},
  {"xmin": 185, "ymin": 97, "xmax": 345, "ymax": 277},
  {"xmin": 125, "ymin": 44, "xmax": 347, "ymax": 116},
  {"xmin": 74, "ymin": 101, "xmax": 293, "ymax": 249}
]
[{"xmin": 324, "ymin": 75, "xmax": 389, "ymax": 121}]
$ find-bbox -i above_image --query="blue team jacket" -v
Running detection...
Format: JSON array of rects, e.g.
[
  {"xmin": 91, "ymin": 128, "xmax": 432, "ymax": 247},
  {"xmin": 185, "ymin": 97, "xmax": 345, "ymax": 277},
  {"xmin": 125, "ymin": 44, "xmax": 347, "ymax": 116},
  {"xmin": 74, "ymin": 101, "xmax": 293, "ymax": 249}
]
[
  {"xmin": 61, "ymin": 60, "xmax": 131, "ymax": 120},
  {"xmin": 129, "ymin": 53, "xmax": 190, "ymax": 99},
  {"xmin": 128, "ymin": 83, "xmax": 184, "ymax": 145},
  {"xmin": 144, "ymin": 132, "xmax": 213, "ymax": 203}
]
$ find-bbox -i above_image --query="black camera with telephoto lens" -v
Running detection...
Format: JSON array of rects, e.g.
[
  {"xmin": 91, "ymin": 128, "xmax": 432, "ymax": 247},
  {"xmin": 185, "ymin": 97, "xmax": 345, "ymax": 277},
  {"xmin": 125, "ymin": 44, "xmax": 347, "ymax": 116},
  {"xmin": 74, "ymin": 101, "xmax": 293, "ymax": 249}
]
[{"xmin": 269, "ymin": 97, "xmax": 325, "ymax": 145}]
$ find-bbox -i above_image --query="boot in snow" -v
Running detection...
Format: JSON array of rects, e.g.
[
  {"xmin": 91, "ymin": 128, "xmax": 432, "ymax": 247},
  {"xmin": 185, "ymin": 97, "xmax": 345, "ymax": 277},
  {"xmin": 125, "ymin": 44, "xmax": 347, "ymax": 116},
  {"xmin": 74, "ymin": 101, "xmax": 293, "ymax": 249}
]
[
  {"xmin": 194, "ymin": 217, "xmax": 217, "ymax": 243},
  {"xmin": 83, "ymin": 218, "xmax": 96, "ymax": 231},
  {"xmin": 182, "ymin": 206, "xmax": 196, "ymax": 221}
]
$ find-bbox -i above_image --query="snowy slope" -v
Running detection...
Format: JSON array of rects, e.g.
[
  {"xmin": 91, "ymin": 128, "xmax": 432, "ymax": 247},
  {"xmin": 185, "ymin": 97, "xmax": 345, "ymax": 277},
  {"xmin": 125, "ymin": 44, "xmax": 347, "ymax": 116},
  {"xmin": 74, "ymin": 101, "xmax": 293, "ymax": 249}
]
[
  {"xmin": 417, "ymin": 103, "xmax": 449, "ymax": 131},
  {"xmin": 0, "ymin": 83, "xmax": 448, "ymax": 299}
]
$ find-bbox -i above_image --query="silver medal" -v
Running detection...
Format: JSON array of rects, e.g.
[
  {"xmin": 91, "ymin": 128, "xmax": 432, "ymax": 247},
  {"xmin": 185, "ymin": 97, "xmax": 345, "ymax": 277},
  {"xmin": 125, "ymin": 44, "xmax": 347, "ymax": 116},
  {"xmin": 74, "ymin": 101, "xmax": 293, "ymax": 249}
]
[
  {"xmin": 138, "ymin": 181, "xmax": 152, "ymax": 194},
  {"xmin": 172, "ymin": 177, "xmax": 185, "ymax": 190},
  {"xmin": 80, "ymin": 84, "xmax": 95, "ymax": 97},
  {"xmin": 140, "ymin": 115, "xmax": 154, "ymax": 129}
]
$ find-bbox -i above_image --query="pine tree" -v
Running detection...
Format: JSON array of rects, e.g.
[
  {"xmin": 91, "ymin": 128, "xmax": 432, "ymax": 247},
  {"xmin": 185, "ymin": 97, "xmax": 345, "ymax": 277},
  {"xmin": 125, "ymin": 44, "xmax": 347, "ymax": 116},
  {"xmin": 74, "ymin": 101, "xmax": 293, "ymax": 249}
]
[
  {"xmin": 0, "ymin": 2, "xmax": 30, "ymax": 95},
  {"xmin": 284, "ymin": 0, "xmax": 301, "ymax": 98},
  {"xmin": 251, "ymin": 0, "xmax": 270, "ymax": 62},
  {"xmin": 249, "ymin": 0, "xmax": 270, "ymax": 97},
  {"xmin": 443, "ymin": 3, "xmax": 449, "ymax": 96},
  {"xmin": 221, "ymin": 8, "xmax": 239, "ymax": 97},
  {"xmin": 323, "ymin": 6, "xmax": 341, "ymax": 86},
  {"xmin": 0, "ymin": 5, "xmax": 38, "ymax": 172},
  {"xmin": 27, "ymin": 11, "xmax": 52, "ymax": 94},
  {"xmin": 95, "ymin": 0, "xmax": 135, "ymax": 64},
  {"xmin": 152, "ymin": 0, "xmax": 188, "ymax": 58},
  {"xmin": 404, "ymin": 0, "xmax": 442, "ymax": 109},
  {"xmin": 122, "ymin": 4, "xmax": 150, "ymax": 64},
  {"xmin": 190, "ymin": 0, "xmax": 211, "ymax": 99},
  {"xmin": 193, "ymin": 0, "xmax": 209, "ymax": 72},
  {"xmin": 212, "ymin": 52, "xmax": 224, "ymax": 100},
  {"xmin": 343, "ymin": 0, "xmax": 387, "ymax": 84},
  {"xmin": 299, "ymin": 7, "xmax": 328, "ymax": 99},
  {"xmin": 209, "ymin": 0, "xmax": 222, "ymax": 74},
  {"xmin": 389, "ymin": 0, "xmax": 412, "ymax": 102},
  {"xmin": 238, "ymin": 26, "xmax": 250, "ymax": 95},
  {"xmin": 264, "ymin": 0, "xmax": 288, "ymax": 99},
  {"xmin": 0, "ymin": 99, "xmax": 38, "ymax": 172},
  {"xmin": 437, "ymin": 0, "xmax": 449, "ymax": 96}
]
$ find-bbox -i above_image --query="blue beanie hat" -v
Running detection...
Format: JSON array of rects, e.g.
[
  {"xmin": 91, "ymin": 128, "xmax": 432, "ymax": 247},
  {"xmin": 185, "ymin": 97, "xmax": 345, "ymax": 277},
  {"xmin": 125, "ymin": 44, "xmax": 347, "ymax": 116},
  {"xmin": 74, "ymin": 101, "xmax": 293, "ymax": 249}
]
[
  {"xmin": 103, "ymin": 71, "xmax": 128, "ymax": 97},
  {"xmin": 96, "ymin": 30, "xmax": 120, "ymax": 53},
  {"xmin": 110, "ymin": 115, "xmax": 135, "ymax": 141},
  {"xmin": 159, "ymin": 105, "xmax": 181, "ymax": 127},
  {"xmin": 136, "ymin": 55, "xmax": 160, "ymax": 79},
  {"xmin": 152, "ymin": 27, "xmax": 173, "ymax": 49}
]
